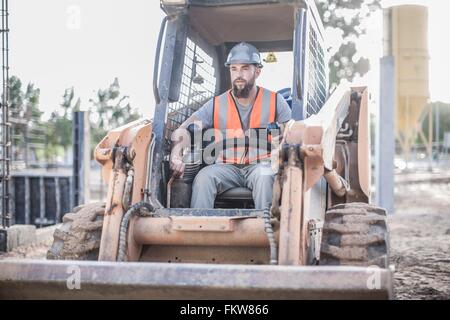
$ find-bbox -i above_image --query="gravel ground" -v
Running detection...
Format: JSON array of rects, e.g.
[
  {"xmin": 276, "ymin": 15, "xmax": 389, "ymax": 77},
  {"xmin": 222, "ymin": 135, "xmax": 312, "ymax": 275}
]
[{"xmin": 1, "ymin": 171, "xmax": 449, "ymax": 300}]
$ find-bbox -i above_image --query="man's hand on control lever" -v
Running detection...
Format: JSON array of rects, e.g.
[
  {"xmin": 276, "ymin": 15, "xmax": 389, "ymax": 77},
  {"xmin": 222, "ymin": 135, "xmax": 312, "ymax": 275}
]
[
  {"xmin": 170, "ymin": 116, "xmax": 202, "ymax": 178},
  {"xmin": 170, "ymin": 155, "xmax": 185, "ymax": 178},
  {"xmin": 170, "ymin": 127, "xmax": 191, "ymax": 178}
]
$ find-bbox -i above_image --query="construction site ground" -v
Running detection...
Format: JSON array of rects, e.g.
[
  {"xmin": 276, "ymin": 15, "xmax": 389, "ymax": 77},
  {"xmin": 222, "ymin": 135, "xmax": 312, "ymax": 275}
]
[{"xmin": 1, "ymin": 170, "xmax": 449, "ymax": 300}]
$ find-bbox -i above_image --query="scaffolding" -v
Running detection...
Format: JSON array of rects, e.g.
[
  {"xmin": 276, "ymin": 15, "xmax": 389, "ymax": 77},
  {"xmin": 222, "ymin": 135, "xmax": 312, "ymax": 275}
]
[{"xmin": 0, "ymin": 0, "xmax": 10, "ymax": 228}]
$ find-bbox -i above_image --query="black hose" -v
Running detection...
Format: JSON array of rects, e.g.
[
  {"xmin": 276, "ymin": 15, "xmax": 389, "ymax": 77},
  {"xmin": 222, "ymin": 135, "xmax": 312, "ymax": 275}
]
[
  {"xmin": 263, "ymin": 207, "xmax": 278, "ymax": 265},
  {"xmin": 117, "ymin": 201, "xmax": 155, "ymax": 262}
]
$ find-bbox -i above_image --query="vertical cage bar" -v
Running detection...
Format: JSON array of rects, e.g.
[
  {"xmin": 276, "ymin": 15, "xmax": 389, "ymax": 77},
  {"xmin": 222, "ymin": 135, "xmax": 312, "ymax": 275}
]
[
  {"xmin": 39, "ymin": 176, "xmax": 45, "ymax": 226},
  {"xmin": 55, "ymin": 177, "xmax": 61, "ymax": 223},
  {"xmin": 24, "ymin": 177, "xmax": 30, "ymax": 225},
  {"xmin": 72, "ymin": 111, "xmax": 90, "ymax": 208}
]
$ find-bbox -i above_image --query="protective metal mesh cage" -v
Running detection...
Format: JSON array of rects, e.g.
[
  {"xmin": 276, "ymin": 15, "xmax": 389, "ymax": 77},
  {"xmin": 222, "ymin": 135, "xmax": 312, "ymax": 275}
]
[
  {"xmin": 306, "ymin": 26, "xmax": 327, "ymax": 118},
  {"xmin": 164, "ymin": 37, "xmax": 217, "ymax": 156}
]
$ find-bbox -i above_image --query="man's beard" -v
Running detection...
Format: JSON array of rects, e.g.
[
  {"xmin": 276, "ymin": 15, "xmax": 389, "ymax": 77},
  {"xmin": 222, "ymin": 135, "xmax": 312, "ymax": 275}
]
[{"xmin": 232, "ymin": 78, "xmax": 255, "ymax": 98}]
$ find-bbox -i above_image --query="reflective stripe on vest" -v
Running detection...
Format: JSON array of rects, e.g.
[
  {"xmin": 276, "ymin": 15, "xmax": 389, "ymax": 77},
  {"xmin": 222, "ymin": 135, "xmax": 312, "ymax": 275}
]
[{"xmin": 213, "ymin": 87, "xmax": 276, "ymax": 164}]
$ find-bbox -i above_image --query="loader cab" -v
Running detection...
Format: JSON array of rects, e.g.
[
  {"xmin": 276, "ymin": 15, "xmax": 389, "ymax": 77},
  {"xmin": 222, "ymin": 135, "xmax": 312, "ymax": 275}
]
[{"xmin": 150, "ymin": 0, "xmax": 328, "ymax": 209}]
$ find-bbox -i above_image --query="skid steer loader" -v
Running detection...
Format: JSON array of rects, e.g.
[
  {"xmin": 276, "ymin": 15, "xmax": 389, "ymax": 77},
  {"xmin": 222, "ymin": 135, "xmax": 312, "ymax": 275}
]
[{"xmin": 0, "ymin": 0, "xmax": 393, "ymax": 299}]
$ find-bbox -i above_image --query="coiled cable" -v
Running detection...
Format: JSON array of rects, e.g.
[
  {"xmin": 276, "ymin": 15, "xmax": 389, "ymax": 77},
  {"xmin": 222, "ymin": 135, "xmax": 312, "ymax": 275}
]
[{"xmin": 263, "ymin": 207, "xmax": 278, "ymax": 265}]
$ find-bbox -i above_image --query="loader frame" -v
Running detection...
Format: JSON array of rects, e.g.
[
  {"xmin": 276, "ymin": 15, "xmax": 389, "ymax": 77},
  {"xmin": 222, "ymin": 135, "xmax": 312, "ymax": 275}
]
[{"xmin": 92, "ymin": 0, "xmax": 372, "ymax": 265}]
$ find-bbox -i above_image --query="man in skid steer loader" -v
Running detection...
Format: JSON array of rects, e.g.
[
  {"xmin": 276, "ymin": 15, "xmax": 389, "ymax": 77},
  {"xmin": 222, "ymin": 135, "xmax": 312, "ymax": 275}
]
[{"xmin": 170, "ymin": 42, "xmax": 291, "ymax": 209}]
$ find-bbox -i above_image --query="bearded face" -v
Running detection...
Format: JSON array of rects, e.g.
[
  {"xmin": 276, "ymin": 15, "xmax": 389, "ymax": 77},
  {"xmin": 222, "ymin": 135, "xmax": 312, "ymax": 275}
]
[
  {"xmin": 230, "ymin": 64, "xmax": 260, "ymax": 98},
  {"xmin": 232, "ymin": 76, "xmax": 256, "ymax": 98}
]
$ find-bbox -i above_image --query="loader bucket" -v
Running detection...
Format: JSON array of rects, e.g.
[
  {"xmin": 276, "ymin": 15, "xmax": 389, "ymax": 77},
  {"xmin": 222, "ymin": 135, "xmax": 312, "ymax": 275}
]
[{"xmin": 0, "ymin": 259, "xmax": 393, "ymax": 299}]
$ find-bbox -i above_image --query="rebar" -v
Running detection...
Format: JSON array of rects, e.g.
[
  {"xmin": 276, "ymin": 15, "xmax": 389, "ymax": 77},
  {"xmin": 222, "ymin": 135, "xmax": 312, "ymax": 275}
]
[{"xmin": 0, "ymin": 0, "xmax": 10, "ymax": 228}]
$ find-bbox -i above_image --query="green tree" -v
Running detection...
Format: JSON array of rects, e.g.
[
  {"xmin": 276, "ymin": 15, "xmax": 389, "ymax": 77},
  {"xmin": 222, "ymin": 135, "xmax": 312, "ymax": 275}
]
[
  {"xmin": 316, "ymin": 0, "xmax": 381, "ymax": 89},
  {"xmin": 45, "ymin": 87, "xmax": 81, "ymax": 162},
  {"xmin": 89, "ymin": 78, "xmax": 141, "ymax": 151},
  {"xmin": 9, "ymin": 76, "xmax": 24, "ymax": 118},
  {"xmin": 8, "ymin": 76, "xmax": 45, "ymax": 164}
]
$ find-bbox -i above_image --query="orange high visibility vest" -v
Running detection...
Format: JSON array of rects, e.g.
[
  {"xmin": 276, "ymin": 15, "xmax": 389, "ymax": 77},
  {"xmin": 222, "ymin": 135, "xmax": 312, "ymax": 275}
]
[{"xmin": 213, "ymin": 87, "xmax": 277, "ymax": 164}]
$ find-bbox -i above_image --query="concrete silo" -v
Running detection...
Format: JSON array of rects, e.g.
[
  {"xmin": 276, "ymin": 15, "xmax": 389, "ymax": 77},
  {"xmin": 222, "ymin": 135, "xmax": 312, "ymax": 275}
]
[{"xmin": 384, "ymin": 5, "xmax": 430, "ymax": 162}]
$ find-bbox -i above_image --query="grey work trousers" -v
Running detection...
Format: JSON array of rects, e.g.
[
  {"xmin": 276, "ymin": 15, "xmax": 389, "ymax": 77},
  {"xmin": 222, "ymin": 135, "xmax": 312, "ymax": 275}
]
[{"xmin": 190, "ymin": 163, "xmax": 276, "ymax": 209}]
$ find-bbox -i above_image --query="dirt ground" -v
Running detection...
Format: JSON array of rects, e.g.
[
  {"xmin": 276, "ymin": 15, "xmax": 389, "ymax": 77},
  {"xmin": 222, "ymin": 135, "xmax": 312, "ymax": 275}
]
[
  {"xmin": 1, "ymin": 171, "xmax": 449, "ymax": 300},
  {"xmin": 0, "ymin": 237, "xmax": 52, "ymax": 260},
  {"xmin": 390, "ymin": 171, "xmax": 450, "ymax": 300}
]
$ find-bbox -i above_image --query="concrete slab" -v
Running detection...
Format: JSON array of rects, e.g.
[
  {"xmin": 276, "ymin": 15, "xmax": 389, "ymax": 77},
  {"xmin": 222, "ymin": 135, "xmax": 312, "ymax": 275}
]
[{"xmin": 0, "ymin": 225, "xmax": 37, "ymax": 253}]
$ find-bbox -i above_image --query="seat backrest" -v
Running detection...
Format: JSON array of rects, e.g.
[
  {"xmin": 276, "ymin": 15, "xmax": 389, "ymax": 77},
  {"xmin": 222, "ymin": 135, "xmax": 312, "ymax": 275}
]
[{"xmin": 277, "ymin": 87, "xmax": 292, "ymax": 109}]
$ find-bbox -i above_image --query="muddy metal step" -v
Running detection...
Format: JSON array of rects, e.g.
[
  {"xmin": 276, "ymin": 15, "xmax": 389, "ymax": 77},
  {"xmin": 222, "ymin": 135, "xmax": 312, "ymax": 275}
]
[{"xmin": 0, "ymin": 259, "xmax": 393, "ymax": 299}]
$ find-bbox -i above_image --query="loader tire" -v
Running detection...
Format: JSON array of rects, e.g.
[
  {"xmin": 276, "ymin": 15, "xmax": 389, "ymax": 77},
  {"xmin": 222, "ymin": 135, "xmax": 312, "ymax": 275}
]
[
  {"xmin": 320, "ymin": 202, "xmax": 389, "ymax": 268},
  {"xmin": 47, "ymin": 202, "xmax": 105, "ymax": 260}
]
